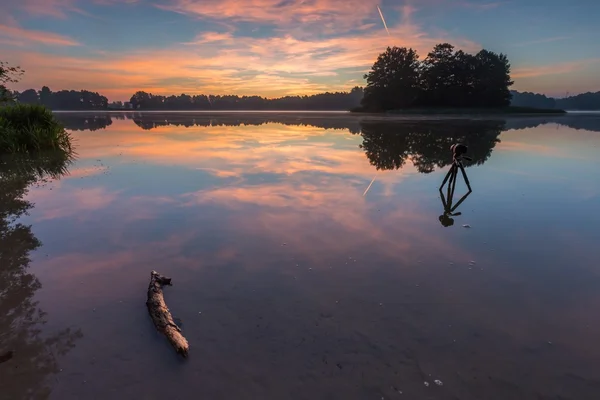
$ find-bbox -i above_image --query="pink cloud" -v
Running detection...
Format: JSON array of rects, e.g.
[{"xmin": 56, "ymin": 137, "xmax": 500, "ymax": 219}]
[
  {"xmin": 158, "ymin": 0, "xmax": 381, "ymax": 33},
  {"xmin": 4, "ymin": 15, "xmax": 478, "ymax": 99},
  {"xmin": 27, "ymin": 186, "xmax": 120, "ymax": 221},
  {"xmin": 0, "ymin": 0, "xmax": 77, "ymax": 18},
  {"xmin": 0, "ymin": 23, "xmax": 80, "ymax": 46}
]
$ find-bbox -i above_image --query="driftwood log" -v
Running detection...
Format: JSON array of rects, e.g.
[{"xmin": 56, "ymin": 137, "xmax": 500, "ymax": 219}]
[{"xmin": 146, "ymin": 271, "xmax": 189, "ymax": 357}]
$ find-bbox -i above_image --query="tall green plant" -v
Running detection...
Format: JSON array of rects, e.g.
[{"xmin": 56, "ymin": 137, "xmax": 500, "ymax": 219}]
[{"xmin": 0, "ymin": 104, "xmax": 73, "ymax": 154}]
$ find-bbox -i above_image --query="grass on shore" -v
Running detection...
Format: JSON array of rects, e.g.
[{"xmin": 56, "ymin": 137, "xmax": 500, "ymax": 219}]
[
  {"xmin": 0, "ymin": 104, "xmax": 73, "ymax": 154},
  {"xmin": 350, "ymin": 106, "xmax": 567, "ymax": 115}
]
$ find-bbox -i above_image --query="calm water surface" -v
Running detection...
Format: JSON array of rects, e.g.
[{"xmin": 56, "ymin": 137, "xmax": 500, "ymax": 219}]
[{"xmin": 1, "ymin": 112, "xmax": 600, "ymax": 400}]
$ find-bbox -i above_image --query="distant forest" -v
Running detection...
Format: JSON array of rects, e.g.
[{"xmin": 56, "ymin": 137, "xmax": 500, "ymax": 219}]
[
  {"xmin": 14, "ymin": 86, "xmax": 365, "ymax": 111},
  {"xmin": 13, "ymin": 86, "xmax": 600, "ymax": 111},
  {"xmin": 13, "ymin": 72, "xmax": 600, "ymax": 111},
  {"xmin": 510, "ymin": 91, "xmax": 600, "ymax": 111}
]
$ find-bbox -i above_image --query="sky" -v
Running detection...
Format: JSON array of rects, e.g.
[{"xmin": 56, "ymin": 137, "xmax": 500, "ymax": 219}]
[{"xmin": 1, "ymin": 0, "xmax": 599, "ymax": 101}]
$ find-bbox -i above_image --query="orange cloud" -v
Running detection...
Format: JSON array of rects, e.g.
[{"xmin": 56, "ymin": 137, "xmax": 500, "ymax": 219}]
[
  {"xmin": 3, "ymin": 0, "xmax": 481, "ymax": 100},
  {"xmin": 1, "ymin": 0, "xmax": 139, "ymax": 18},
  {"xmin": 0, "ymin": 23, "xmax": 80, "ymax": 46},
  {"xmin": 6, "ymin": 20, "xmax": 478, "ymax": 100}
]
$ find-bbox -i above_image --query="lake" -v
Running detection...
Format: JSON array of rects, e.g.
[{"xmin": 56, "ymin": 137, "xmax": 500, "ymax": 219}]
[{"xmin": 1, "ymin": 112, "xmax": 600, "ymax": 400}]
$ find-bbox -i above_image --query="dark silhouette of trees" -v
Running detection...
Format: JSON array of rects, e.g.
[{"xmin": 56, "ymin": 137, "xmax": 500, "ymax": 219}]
[
  {"xmin": 127, "ymin": 112, "xmax": 363, "ymax": 133},
  {"xmin": 358, "ymin": 120, "xmax": 505, "ymax": 173},
  {"xmin": 472, "ymin": 49, "xmax": 513, "ymax": 107},
  {"xmin": 555, "ymin": 92, "xmax": 600, "ymax": 110},
  {"xmin": 53, "ymin": 113, "xmax": 114, "ymax": 131},
  {"xmin": 17, "ymin": 89, "xmax": 39, "ymax": 105},
  {"xmin": 510, "ymin": 90, "xmax": 600, "ymax": 110},
  {"xmin": 0, "ymin": 61, "xmax": 24, "ymax": 104},
  {"xmin": 362, "ymin": 47, "xmax": 421, "ymax": 111},
  {"xmin": 129, "ymin": 87, "xmax": 364, "ymax": 111},
  {"xmin": 510, "ymin": 91, "xmax": 556, "ymax": 109},
  {"xmin": 360, "ymin": 43, "xmax": 514, "ymax": 111},
  {"xmin": 16, "ymin": 86, "xmax": 109, "ymax": 110},
  {"xmin": 0, "ymin": 152, "xmax": 83, "ymax": 399}
]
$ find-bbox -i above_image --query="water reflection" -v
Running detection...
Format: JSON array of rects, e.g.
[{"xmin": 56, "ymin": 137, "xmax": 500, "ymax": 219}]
[
  {"xmin": 438, "ymin": 144, "xmax": 474, "ymax": 227},
  {"xmin": 13, "ymin": 113, "xmax": 600, "ymax": 399},
  {"xmin": 358, "ymin": 120, "xmax": 504, "ymax": 173},
  {"xmin": 53, "ymin": 111, "xmax": 600, "ymax": 135},
  {"xmin": 0, "ymin": 152, "xmax": 83, "ymax": 399}
]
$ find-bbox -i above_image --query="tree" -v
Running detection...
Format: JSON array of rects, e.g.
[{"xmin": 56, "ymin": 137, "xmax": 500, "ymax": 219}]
[
  {"xmin": 360, "ymin": 43, "xmax": 515, "ymax": 110},
  {"xmin": 0, "ymin": 61, "xmax": 24, "ymax": 104},
  {"xmin": 420, "ymin": 43, "xmax": 457, "ymax": 107},
  {"xmin": 17, "ymin": 88, "xmax": 39, "ymax": 104},
  {"xmin": 472, "ymin": 49, "xmax": 513, "ymax": 107},
  {"xmin": 38, "ymin": 86, "xmax": 53, "ymax": 108},
  {"xmin": 361, "ymin": 46, "xmax": 422, "ymax": 111}
]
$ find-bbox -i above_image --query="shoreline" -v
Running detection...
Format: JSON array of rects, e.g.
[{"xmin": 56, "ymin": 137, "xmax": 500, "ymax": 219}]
[{"xmin": 350, "ymin": 106, "xmax": 567, "ymax": 116}]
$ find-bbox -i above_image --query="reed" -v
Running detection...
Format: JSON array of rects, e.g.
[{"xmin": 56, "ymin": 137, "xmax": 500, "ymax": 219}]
[{"xmin": 0, "ymin": 104, "xmax": 72, "ymax": 154}]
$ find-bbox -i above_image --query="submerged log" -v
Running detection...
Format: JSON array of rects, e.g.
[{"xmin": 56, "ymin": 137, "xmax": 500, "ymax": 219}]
[{"xmin": 146, "ymin": 270, "xmax": 189, "ymax": 357}]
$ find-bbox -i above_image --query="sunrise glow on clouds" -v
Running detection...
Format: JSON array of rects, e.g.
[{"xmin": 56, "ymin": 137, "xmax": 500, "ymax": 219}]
[{"xmin": 1, "ymin": 0, "xmax": 599, "ymax": 101}]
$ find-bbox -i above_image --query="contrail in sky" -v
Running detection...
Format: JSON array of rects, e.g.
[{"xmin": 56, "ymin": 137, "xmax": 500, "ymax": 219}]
[
  {"xmin": 377, "ymin": 5, "xmax": 390, "ymax": 36},
  {"xmin": 363, "ymin": 173, "xmax": 378, "ymax": 197}
]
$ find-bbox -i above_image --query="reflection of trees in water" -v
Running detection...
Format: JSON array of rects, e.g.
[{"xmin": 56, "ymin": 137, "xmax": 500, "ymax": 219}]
[
  {"xmin": 358, "ymin": 120, "xmax": 505, "ymax": 173},
  {"xmin": 130, "ymin": 114, "xmax": 363, "ymax": 134},
  {"xmin": 505, "ymin": 116, "xmax": 600, "ymax": 132},
  {"xmin": 52, "ymin": 111, "xmax": 600, "ymax": 136},
  {"xmin": 53, "ymin": 112, "xmax": 363, "ymax": 134},
  {"xmin": 54, "ymin": 114, "xmax": 113, "ymax": 131},
  {"xmin": 0, "ymin": 152, "xmax": 83, "ymax": 399}
]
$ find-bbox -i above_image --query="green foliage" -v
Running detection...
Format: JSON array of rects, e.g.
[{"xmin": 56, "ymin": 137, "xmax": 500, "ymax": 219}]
[
  {"xmin": 361, "ymin": 43, "xmax": 514, "ymax": 111},
  {"xmin": 0, "ymin": 104, "xmax": 73, "ymax": 154}
]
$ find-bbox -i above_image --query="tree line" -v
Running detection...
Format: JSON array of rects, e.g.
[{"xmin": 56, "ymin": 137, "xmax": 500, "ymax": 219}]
[
  {"xmin": 11, "ymin": 85, "xmax": 364, "ymax": 111},
  {"xmin": 15, "ymin": 86, "xmax": 109, "ymax": 110},
  {"xmin": 511, "ymin": 90, "xmax": 600, "ymax": 110},
  {"xmin": 359, "ymin": 43, "xmax": 514, "ymax": 111},
  {"xmin": 128, "ymin": 88, "xmax": 364, "ymax": 110}
]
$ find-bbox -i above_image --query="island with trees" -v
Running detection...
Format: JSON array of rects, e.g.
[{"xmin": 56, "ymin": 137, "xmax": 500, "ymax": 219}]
[{"xmin": 355, "ymin": 43, "xmax": 564, "ymax": 114}]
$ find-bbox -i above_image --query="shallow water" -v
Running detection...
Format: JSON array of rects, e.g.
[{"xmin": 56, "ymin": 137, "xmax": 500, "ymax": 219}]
[{"xmin": 1, "ymin": 112, "xmax": 600, "ymax": 400}]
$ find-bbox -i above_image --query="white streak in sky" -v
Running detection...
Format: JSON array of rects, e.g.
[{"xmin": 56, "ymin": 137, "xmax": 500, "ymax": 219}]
[
  {"xmin": 377, "ymin": 6, "xmax": 390, "ymax": 36},
  {"xmin": 363, "ymin": 174, "xmax": 378, "ymax": 197}
]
